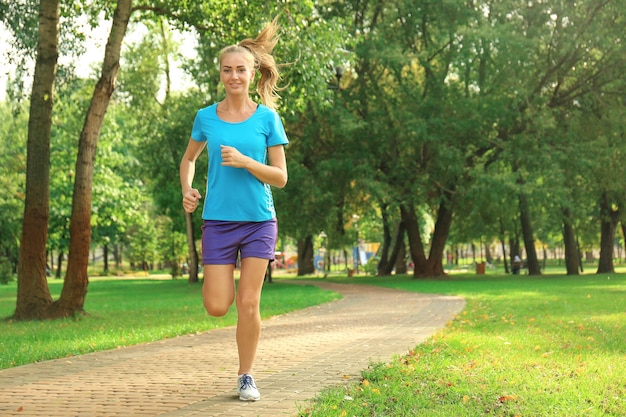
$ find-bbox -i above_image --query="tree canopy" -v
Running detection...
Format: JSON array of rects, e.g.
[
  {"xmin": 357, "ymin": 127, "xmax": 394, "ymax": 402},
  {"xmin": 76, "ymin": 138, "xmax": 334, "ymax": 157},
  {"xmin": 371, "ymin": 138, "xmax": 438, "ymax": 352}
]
[{"xmin": 1, "ymin": 0, "xmax": 626, "ymax": 318}]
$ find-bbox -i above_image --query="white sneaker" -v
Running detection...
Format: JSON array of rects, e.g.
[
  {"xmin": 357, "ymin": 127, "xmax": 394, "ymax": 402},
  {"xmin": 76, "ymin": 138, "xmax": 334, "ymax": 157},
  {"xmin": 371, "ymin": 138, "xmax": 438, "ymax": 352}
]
[{"xmin": 237, "ymin": 374, "xmax": 261, "ymax": 401}]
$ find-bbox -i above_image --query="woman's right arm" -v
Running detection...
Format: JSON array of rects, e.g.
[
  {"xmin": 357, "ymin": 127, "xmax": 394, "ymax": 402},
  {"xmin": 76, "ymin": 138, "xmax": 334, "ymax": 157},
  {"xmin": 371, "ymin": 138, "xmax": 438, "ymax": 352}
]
[{"xmin": 180, "ymin": 138, "xmax": 206, "ymax": 213}]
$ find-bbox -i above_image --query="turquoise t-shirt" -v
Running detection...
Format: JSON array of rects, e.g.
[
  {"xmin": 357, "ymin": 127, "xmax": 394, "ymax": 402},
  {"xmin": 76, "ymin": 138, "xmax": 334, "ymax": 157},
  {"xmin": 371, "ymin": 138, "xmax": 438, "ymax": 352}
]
[{"xmin": 190, "ymin": 103, "xmax": 289, "ymax": 221}]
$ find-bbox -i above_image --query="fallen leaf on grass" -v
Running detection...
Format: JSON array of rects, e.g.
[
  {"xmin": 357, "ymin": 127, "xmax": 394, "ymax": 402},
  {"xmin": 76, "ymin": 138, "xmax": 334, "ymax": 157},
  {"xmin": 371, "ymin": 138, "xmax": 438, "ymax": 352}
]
[{"xmin": 498, "ymin": 395, "xmax": 518, "ymax": 402}]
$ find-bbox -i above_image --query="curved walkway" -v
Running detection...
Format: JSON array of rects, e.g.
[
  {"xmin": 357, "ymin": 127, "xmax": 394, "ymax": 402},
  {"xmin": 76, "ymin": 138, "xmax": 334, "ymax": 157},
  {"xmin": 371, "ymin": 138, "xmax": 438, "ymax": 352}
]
[{"xmin": 0, "ymin": 281, "xmax": 465, "ymax": 417}]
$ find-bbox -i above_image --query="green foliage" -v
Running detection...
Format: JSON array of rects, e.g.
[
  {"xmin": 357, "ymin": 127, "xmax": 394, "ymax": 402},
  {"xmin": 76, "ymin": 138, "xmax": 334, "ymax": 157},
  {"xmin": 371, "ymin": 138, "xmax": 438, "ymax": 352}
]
[
  {"xmin": 48, "ymin": 78, "xmax": 90, "ymax": 257},
  {"xmin": 163, "ymin": 230, "xmax": 187, "ymax": 278},
  {"xmin": 2, "ymin": 0, "xmax": 626, "ymax": 290},
  {"xmin": 45, "ymin": 76, "xmax": 150, "ymax": 267},
  {"xmin": 124, "ymin": 206, "xmax": 158, "ymax": 270},
  {"xmin": 116, "ymin": 21, "xmax": 208, "ymax": 235},
  {"xmin": 276, "ymin": 103, "xmax": 363, "ymax": 247},
  {"xmin": 0, "ymin": 257, "xmax": 14, "ymax": 285},
  {"xmin": 0, "ymin": 0, "xmax": 38, "ymax": 62},
  {"xmin": 161, "ymin": 0, "xmax": 352, "ymax": 111},
  {"xmin": 0, "ymin": 102, "xmax": 26, "ymax": 269},
  {"xmin": 361, "ymin": 256, "xmax": 379, "ymax": 276},
  {"xmin": 1, "ymin": 0, "xmax": 107, "ymax": 101}
]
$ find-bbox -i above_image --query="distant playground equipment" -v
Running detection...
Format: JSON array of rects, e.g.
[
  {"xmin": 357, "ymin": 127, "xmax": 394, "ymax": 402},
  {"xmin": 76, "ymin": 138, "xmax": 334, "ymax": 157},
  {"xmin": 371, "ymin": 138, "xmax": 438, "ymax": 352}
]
[
  {"xmin": 353, "ymin": 242, "xmax": 380, "ymax": 268},
  {"xmin": 274, "ymin": 242, "xmax": 381, "ymax": 275},
  {"xmin": 346, "ymin": 242, "xmax": 380, "ymax": 275}
]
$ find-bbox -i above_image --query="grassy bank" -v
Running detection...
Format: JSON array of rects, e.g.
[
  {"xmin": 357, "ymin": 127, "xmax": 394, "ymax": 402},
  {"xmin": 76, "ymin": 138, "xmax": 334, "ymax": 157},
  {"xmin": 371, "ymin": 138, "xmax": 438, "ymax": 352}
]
[{"xmin": 300, "ymin": 273, "xmax": 626, "ymax": 416}]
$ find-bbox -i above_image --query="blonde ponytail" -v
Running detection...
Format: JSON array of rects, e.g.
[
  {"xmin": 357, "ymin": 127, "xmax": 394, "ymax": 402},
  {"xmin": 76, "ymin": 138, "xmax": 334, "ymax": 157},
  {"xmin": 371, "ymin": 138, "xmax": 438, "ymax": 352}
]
[{"xmin": 219, "ymin": 17, "xmax": 282, "ymax": 109}]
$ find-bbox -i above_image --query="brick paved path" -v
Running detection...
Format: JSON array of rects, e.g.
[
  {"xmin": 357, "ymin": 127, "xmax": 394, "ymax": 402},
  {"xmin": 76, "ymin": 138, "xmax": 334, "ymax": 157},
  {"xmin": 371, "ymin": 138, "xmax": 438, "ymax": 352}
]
[{"xmin": 0, "ymin": 281, "xmax": 464, "ymax": 417}]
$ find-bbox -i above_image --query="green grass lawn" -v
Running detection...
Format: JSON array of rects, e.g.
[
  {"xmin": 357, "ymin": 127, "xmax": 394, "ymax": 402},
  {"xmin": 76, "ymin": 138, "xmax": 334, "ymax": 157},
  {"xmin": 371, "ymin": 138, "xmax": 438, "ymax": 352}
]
[
  {"xmin": 0, "ymin": 276, "xmax": 340, "ymax": 369},
  {"xmin": 299, "ymin": 273, "xmax": 626, "ymax": 416}
]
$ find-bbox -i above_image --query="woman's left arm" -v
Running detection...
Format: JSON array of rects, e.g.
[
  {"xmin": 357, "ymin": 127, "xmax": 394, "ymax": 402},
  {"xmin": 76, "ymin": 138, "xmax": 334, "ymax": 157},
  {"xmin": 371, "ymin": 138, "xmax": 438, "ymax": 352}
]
[{"xmin": 220, "ymin": 144, "xmax": 288, "ymax": 188}]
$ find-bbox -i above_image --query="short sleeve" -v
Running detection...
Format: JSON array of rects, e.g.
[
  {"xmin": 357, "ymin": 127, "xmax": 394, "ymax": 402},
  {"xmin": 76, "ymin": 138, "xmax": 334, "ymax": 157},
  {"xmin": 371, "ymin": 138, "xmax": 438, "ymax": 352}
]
[
  {"xmin": 190, "ymin": 111, "xmax": 206, "ymax": 142},
  {"xmin": 267, "ymin": 110, "xmax": 289, "ymax": 147}
]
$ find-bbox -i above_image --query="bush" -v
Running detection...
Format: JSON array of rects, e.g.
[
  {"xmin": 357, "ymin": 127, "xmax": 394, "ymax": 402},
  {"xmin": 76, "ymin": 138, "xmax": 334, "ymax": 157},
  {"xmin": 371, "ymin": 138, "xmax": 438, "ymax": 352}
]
[
  {"xmin": 0, "ymin": 257, "xmax": 14, "ymax": 285},
  {"xmin": 361, "ymin": 256, "xmax": 379, "ymax": 275}
]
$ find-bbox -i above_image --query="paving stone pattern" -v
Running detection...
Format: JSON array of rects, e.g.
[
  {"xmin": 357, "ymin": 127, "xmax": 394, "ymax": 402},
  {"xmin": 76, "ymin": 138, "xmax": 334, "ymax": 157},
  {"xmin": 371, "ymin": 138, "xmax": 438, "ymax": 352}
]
[{"xmin": 0, "ymin": 281, "xmax": 465, "ymax": 417}]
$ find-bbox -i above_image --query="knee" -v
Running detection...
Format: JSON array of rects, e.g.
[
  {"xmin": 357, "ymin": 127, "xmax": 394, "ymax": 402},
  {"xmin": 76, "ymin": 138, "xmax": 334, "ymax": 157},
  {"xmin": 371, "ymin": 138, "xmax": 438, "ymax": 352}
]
[
  {"xmin": 203, "ymin": 299, "xmax": 231, "ymax": 317},
  {"xmin": 236, "ymin": 296, "xmax": 260, "ymax": 318}
]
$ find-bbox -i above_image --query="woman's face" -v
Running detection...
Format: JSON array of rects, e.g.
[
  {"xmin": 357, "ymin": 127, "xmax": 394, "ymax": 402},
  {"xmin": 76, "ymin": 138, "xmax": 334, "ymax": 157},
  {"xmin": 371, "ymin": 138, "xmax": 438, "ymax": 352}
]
[{"xmin": 220, "ymin": 52, "xmax": 255, "ymax": 97}]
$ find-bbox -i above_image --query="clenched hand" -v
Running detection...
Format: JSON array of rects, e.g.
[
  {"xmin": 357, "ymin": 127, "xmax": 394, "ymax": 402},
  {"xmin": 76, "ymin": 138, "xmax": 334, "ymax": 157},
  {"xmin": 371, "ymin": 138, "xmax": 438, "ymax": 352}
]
[
  {"xmin": 182, "ymin": 188, "xmax": 202, "ymax": 213},
  {"xmin": 221, "ymin": 145, "xmax": 250, "ymax": 168}
]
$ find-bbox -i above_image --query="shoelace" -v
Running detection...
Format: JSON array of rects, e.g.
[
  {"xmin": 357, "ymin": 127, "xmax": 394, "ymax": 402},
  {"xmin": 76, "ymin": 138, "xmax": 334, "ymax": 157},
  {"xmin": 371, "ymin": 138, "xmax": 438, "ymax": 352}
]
[{"xmin": 239, "ymin": 375, "xmax": 256, "ymax": 390}]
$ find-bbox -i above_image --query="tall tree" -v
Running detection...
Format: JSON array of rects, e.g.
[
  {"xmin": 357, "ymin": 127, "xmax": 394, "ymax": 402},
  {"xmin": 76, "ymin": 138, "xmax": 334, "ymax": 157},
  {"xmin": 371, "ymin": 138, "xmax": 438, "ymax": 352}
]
[
  {"xmin": 562, "ymin": 208, "xmax": 580, "ymax": 275},
  {"xmin": 597, "ymin": 192, "xmax": 620, "ymax": 273},
  {"xmin": 14, "ymin": 0, "xmax": 60, "ymax": 320},
  {"xmin": 54, "ymin": 0, "xmax": 132, "ymax": 317}
]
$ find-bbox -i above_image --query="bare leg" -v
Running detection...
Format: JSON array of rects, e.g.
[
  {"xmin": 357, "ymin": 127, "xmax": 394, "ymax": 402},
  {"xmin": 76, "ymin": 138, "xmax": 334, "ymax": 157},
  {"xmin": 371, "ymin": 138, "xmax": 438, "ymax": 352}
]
[
  {"xmin": 235, "ymin": 257, "xmax": 268, "ymax": 375},
  {"xmin": 202, "ymin": 264, "xmax": 235, "ymax": 317}
]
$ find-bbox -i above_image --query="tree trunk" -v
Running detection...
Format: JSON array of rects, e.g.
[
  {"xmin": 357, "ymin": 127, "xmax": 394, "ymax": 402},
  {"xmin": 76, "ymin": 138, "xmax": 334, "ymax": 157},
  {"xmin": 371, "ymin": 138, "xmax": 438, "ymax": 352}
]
[
  {"xmin": 509, "ymin": 235, "xmax": 520, "ymax": 266},
  {"xmin": 518, "ymin": 192, "xmax": 541, "ymax": 275},
  {"xmin": 622, "ymin": 223, "xmax": 626, "ymax": 263},
  {"xmin": 103, "ymin": 244, "xmax": 109, "ymax": 274},
  {"xmin": 400, "ymin": 204, "xmax": 428, "ymax": 278},
  {"xmin": 597, "ymin": 193, "xmax": 619, "ymax": 274},
  {"xmin": 264, "ymin": 261, "xmax": 272, "ymax": 283},
  {"xmin": 394, "ymin": 239, "xmax": 407, "ymax": 274},
  {"xmin": 297, "ymin": 235, "xmax": 315, "ymax": 275},
  {"xmin": 426, "ymin": 195, "xmax": 454, "ymax": 276},
  {"xmin": 185, "ymin": 211, "xmax": 199, "ymax": 283},
  {"xmin": 55, "ymin": 251, "xmax": 63, "ymax": 279},
  {"xmin": 381, "ymin": 220, "xmax": 404, "ymax": 276},
  {"xmin": 576, "ymin": 237, "xmax": 584, "ymax": 273},
  {"xmin": 14, "ymin": 0, "xmax": 60, "ymax": 320},
  {"xmin": 376, "ymin": 203, "xmax": 393, "ymax": 276},
  {"xmin": 499, "ymin": 218, "xmax": 509, "ymax": 273},
  {"xmin": 114, "ymin": 244, "xmax": 123, "ymax": 269},
  {"xmin": 54, "ymin": 0, "xmax": 132, "ymax": 318},
  {"xmin": 562, "ymin": 208, "xmax": 579, "ymax": 275}
]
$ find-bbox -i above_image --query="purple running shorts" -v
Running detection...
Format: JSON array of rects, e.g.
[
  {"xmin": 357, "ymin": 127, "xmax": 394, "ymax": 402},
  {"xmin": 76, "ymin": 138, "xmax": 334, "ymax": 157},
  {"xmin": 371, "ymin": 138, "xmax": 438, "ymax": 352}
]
[{"xmin": 201, "ymin": 219, "xmax": 277, "ymax": 265}]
